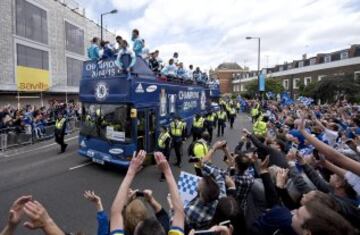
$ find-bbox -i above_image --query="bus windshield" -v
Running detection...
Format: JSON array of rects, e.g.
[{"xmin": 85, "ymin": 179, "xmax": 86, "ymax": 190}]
[{"xmin": 80, "ymin": 103, "xmax": 132, "ymax": 142}]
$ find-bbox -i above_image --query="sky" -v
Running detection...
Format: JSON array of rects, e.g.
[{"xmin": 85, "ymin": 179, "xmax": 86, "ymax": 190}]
[{"xmin": 75, "ymin": 0, "xmax": 360, "ymax": 71}]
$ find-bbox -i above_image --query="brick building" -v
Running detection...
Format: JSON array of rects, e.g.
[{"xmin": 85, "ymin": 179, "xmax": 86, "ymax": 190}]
[
  {"xmin": 232, "ymin": 44, "xmax": 360, "ymax": 98},
  {"xmin": 0, "ymin": 0, "xmax": 115, "ymax": 106},
  {"xmin": 212, "ymin": 62, "xmax": 246, "ymax": 94}
]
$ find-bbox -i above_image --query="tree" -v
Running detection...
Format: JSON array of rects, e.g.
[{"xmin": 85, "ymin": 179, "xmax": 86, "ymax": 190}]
[
  {"xmin": 243, "ymin": 78, "xmax": 284, "ymax": 97},
  {"xmin": 299, "ymin": 74, "xmax": 360, "ymax": 103}
]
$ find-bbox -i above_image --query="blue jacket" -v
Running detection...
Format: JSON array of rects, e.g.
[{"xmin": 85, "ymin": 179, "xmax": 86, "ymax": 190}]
[
  {"xmin": 253, "ymin": 206, "xmax": 296, "ymax": 235},
  {"xmin": 87, "ymin": 44, "xmax": 100, "ymax": 60},
  {"xmin": 97, "ymin": 211, "xmax": 109, "ymax": 235},
  {"xmin": 132, "ymin": 38, "xmax": 143, "ymax": 57}
]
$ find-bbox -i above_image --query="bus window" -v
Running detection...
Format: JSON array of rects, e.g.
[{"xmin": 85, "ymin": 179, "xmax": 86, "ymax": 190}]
[
  {"xmin": 80, "ymin": 103, "xmax": 132, "ymax": 142},
  {"xmin": 137, "ymin": 110, "xmax": 146, "ymax": 150},
  {"xmin": 148, "ymin": 109, "xmax": 157, "ymax": 152}
]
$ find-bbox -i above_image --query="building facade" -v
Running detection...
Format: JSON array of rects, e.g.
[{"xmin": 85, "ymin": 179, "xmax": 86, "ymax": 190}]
[
  {"xmin": 213, "ymin": 62, "xmax": 246, "ymax": 94},
  {"xmin": 232, "ymin": 45, "xmax": 360, "ymax": 98},
  {"xmin": 0, "ymin": 0, "xmax": 115, "ymax": 106}
]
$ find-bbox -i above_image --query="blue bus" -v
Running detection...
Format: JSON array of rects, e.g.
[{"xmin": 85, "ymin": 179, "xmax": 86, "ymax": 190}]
[{"xmin": 78, "ymin": 56, "xmax": 220, "ymax": 167}]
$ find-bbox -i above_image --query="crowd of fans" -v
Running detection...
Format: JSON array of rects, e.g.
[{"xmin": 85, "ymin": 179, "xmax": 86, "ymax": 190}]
[
  {"xmin": 87, "ymin": 29, "xmax": 220, "ymax": 85},
  {"xmin": 2, "ymin": 97, "xmax": 360, "ymax": 235},
  {"xmin": 0, "ymin": 101, "xmax": 80, "ymax": 137}
]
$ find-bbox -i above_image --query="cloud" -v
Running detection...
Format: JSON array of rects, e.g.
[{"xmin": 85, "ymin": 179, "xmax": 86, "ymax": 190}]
[
  {"xmin": 111, "ymin": 0, "xmax": 152, "ymax": 11},
  {"xmin": 78, "ymin": 0, "xmax": 360, "ymax": 70}
]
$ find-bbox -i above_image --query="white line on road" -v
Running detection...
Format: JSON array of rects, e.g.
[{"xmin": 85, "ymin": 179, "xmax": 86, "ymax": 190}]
[
  {"xmin": 2, "ymin": 136, "xmax": 78, "ymax": 158},
  {"xmin": 69, "ymin": 162, "xmax": 93, "ymax": 171}
]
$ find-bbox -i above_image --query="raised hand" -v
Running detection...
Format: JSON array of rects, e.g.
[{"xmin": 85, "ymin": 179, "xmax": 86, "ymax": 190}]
[
  {"xmin": 154, "ymin": 151, "xmax": 170, "ymax": 173},
  {"xmin": 84, "ymin": 190, "xmax": 101, "ymax": 204},
  {"xmin": 8, "ymin": 195, "xmax": 32, "ymax": 227},
  {"xmin": 128, "ymin": 150, "xmax": 146, "ymax": 174},
  {"xmin": 276, "ymin": 168, "xmax": 289, "ymax": 189},
  {"xmin": 23, "ymin": 201, "xmax": 52, "ymax": 230}
]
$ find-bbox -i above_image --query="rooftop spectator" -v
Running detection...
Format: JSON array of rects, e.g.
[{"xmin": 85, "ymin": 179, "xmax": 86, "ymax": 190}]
[
  {"xmin": 100, "ymin": 41, "xmax": 115, "ymax": 59},
  {"xmin": 149, "ymin": 51, "xmax": 161, "ymax": 74},
  {"xmin": 161, "ymin": 59, "xmax": 177, "ymax": 79},
  {"xmin": 87, "ymin": 37, "xmax": 100, "ymax": 60},
  {"xmin": 115, "ymin": 40, "xmax": 136, "ymax": 73},
  {"xmin": 141, "ymin": 39, "xmax": 151, "ymax": 63},
  {"xmin": 132, "ymin": 29, "xmax": 144, "ymax": 57}
]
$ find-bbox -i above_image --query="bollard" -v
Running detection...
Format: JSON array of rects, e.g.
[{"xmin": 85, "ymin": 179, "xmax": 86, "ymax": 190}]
[{"xmin": 1, "ymin": 133, "xmax": 8, "ymax": 151}]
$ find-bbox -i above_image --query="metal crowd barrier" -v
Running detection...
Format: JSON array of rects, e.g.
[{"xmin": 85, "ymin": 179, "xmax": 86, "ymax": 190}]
[{"xmin": 0, "ymin": 117, "xmax": 80, "ymax": 151}]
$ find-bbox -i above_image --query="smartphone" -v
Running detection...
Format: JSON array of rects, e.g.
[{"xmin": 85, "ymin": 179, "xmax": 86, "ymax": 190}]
[
  {"xmin": 135, "ymin": 191, "xmax": 145, "ymax": 197},
  {"xmin": 189, "ymin": 157, "xmax": 200, "ymax": 163},
  {"xmin": 223, "ymin": 154, "xmax": 228, "ymax": 161},
  {"xmin": 194, "ymin": 230, "xmax": 219, "ymax": 235},
  {"xmin": 229, "ymin": 168, "xmax": 236, "ymax": 176},
  {"xmin": 219, "ymin": 220, "xmax": 231, "ymax": 227}
]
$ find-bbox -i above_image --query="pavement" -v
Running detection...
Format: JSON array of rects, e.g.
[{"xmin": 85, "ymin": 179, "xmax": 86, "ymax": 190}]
[{"xmin": 0, "ymin": 113, "xmax": 252, "ymax": 234}]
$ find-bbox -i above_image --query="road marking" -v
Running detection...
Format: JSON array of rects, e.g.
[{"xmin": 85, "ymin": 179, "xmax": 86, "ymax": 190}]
[
  {"xmin": 2, "ymin": 136, "xmax": 78, "ymax": 158},
  {"xmin": 69, "ymin": 162, "xmax": 93, "ymax": 171}
]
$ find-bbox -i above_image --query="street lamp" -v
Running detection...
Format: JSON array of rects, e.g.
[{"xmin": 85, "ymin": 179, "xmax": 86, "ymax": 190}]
[
  {"xmin": 245, "ymin": 36, "xmax": 261, "ymax": 92},
  {"xmin": 101, "ymin": 9, "xmax": 118, "ymax": 41}
]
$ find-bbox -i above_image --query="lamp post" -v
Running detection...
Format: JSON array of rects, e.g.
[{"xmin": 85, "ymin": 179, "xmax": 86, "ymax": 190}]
[
  {"xmin": 101, "ymin": 9, "xmax": 118, "ymax": 41},
  {"xmin": 245, "ymin": 36, "xmax": 261, "ymax": 93}
]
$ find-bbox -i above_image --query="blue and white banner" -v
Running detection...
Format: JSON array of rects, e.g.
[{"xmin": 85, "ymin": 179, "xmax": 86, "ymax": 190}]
[
  {"xmin": 177, "ymin": 171, "xmax": 200, "ymax": 206},
  {"xmin": 280, "ymin": 92, "xmax": 294, "ymax": 106},
  {"xmin": 297, "ymin": 96, "xmax": 314, "ymax": 106}
]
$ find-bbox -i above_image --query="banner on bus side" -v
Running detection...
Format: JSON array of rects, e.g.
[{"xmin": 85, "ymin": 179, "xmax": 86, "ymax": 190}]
[{"xmin": 106, "ymin": 126, "xmax": 125, "ymax": 142}]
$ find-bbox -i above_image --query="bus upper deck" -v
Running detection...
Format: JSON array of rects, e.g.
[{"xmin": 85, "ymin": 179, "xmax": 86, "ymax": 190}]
[{"xmin": 78, "ymin": 55, "xmax": 220, "ymax": 167}]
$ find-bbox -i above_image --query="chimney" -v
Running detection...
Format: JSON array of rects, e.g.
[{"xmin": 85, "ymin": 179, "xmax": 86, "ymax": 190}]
[{"xmin": 302, "ymin": 53, "xmax": 307, "ymax": 60}]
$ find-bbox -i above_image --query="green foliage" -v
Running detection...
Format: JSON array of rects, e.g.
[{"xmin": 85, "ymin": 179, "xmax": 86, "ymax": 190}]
[
  {"xmin": 299, "ymin": 74, "xmax": 360, "ymax": 103},
  {"xmin": 244, "ymin": 78, "xmax": 284, "ymax": 97}
]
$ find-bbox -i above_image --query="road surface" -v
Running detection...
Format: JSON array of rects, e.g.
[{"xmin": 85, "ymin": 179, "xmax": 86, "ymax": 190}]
[{"xmin": 0, "ymin": 113, "xmax": 252, "ymax": 234}]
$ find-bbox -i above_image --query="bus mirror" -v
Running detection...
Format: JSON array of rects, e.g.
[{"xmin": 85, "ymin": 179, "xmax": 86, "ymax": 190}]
[{"xmin": 131, "ymin": 108, "xmax": 137, "ymax": 118}]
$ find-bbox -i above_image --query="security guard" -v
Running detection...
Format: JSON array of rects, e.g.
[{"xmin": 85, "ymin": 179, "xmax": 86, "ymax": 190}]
[
  {"xmin": 55, "ymin": 112, "xmax": 68, "ymax": 153},
  {"xmin": 217, "ymin": 107, "xmax": 227, "ymax": 137},
  {"xmin": 251, "ymin": 102, "xmax": 260, "ymax": 123},
  {"xmin": 205, "ymin": 112, "xmax": 216, "ymax": 142},
  {"xmin": 157, "ymin": 126, "xmax": 172, "ymax": 180},
  {"xmin": 192, "ymin": 114, "xmax": 205, "ymax": 141},
  {"xmin": 170, "ymin": 116, "xmax": 186, "ymax": 167},
  {"xmin": 192, "ymin": 132, "xmax": 210, "ymax": 176},
  {"xmin": 253, "ymin": 114, "xmax": 268, "ymax": 137},
  {"xmin": 228, "ymin": 105, "xmax": 237, "ymax": 129}
]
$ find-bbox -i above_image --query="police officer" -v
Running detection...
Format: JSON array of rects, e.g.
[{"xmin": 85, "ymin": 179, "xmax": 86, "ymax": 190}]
[
  {"xmin": 192, "ymin": 132, "xmax": 210, "ymax": 176},
  {"xmin": 251, "ymin": 102, "xmax": 260, "ymax": 123},
  {"xmin": 217, "ymin": 107, "xmax": 227, "ymax": 137},
  {"xmin": 228, "ymin": 105, "xmax": 237, "ymax": 129},
  {"xmin": 253, "ymin": 113, "xmax": 268, "ymax": 137},
  {"xmin": 205, "ymin": 112, "xmax": 216, "ymax": 142},
  {"xmin": 192, "ymin": 114, "xmax": 205, "ymax": 141},
  {"xmin": 170, "ymin": 116, "xmax": 186, "ymax": 167},
  {"xmin": 157, "ymin": 126, "xmax": 171, "ymax": 180},
  {"xmin": 55, "ymin": 112, "xmax": 68, "ymax": 153}
]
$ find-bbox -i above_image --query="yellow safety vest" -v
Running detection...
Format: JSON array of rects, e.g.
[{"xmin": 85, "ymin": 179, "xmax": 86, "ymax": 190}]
[
  {"xmin": 230, "ymin": 108, "xmax": 236, "ymax": 115},
  {"xmin": 217, "ymin": 111, "xmax": 227, "ymax": 120},
  {"xmin": 193, "ymin": 139, "xmax": 209, "ymax": 168},
  {"xmin": 170, "ymin": 121, "xmax": 184, "ymax": 137},
  {"xmin": 206, "ymin": 114, "xmax": 215, "ymax": 122},
  {"xmin": 236, "ymin": 103, "xmax": 240, "ymax": 109},
  {"xmin": 193, "ymin": 117, "xmax": 204, "ymax": 128},
  {"xmin": 55, "ymin": 118, "xmax": 66, "ymax": 130},
  {"xmin": 253, "ymin": 119, "xmax": 267, "ymax": 136},
  {"xmin": 158, "ymin": 131, "xmax": 171, "ymax": 149},
  {"xmin": 251, "ymin": 104, "xmax": 260, "ymax": 117}
]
